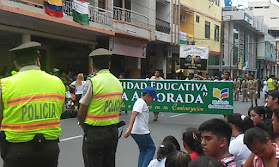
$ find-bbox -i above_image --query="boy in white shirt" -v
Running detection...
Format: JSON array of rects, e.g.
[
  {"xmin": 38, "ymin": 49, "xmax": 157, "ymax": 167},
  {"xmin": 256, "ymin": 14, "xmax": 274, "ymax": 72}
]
[{"xmin": 124, "ymin": 87, "xmax": 158, "ymax": 167}]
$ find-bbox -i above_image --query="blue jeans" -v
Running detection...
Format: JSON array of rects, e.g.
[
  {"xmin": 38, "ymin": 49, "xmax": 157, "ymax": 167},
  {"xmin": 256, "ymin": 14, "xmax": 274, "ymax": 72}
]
[{"xmin": 131, "ymin": 133, "xmax": 156, "ymax": 167}]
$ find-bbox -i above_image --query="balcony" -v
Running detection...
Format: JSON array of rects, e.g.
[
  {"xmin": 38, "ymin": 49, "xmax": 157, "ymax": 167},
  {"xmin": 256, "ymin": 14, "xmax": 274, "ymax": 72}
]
[
  {"xmin": 156, "ymin": 18, "xmax": 170, "ymax": 34},
  {"xmin": 113, "ymin": 6, "xmax": 149, "ymax": 28},
  {"xmin": 63, "ymin": 0, "xmax": 113, "ymax": 26}
]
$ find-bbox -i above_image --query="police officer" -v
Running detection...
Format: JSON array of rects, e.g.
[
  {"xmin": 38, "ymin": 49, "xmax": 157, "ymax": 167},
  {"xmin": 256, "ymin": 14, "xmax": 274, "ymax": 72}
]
[
  {"xmin": 233, "ymin": 76, "xmax": 240, "ymax": 101},
  {"xmin": 242, "ymin": 74, "xmax": 249, "ymax": 102},
  {"xmin": 267, "ymin": 74, "xmax": 278, "ymax": 91},
  {"xmin": 78, "ymin": 48, "xmax": 123, "ymax": 167},
  {"xmin": 248, "ymin": 74, "xmax": 258, "ymax": 108},
  {"xmin": 0, "ymin": 41, "xmax": 65, "ymax": 167}
]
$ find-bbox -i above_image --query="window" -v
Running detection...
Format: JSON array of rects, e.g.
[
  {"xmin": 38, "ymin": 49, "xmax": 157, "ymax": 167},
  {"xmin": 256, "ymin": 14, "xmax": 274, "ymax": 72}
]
[
  {"xmin": 215, "ymin": 0, "xmax": 219, "ymax": 6},
  {"xmin": 205, "ymin": 21, "xmax": 210, "ymax": 39},
  {"xmin": 98, "ymin": 0, "xmax": 105, "ymax": 9},
  {"xmin": 196, "ymin": 15, "xmax": 200, "ymax": 23},
  {"xmin": 214, "ymin": 25, "xmax": 219, "ymax": 41}
]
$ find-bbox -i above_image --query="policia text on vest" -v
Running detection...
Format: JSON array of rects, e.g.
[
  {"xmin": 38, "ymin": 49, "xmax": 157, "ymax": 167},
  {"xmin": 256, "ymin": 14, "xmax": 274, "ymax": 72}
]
[{"xmin": 21, "ymin": 103, "xmax": 57, "ymax": 121}]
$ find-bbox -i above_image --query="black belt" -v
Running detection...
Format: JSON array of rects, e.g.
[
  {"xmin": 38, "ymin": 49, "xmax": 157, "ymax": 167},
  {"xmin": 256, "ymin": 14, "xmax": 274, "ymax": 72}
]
[{"xmin": 85, "ymin": 124, "xmax": 117, "ymax": 129}]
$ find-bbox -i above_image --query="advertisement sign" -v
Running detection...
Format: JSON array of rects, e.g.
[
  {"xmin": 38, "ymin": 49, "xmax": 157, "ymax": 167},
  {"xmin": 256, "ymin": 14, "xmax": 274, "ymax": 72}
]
[
  {"xmin": 179, "ymin": 45, "xmax": 209, "ymax": 70},
  {"xmin": 120, "ymin": 79, "xmax": 233, "ymax": 115},
  {"xmin": 109, "ymin": 35, "xmax": 147, "ymax": 58}
]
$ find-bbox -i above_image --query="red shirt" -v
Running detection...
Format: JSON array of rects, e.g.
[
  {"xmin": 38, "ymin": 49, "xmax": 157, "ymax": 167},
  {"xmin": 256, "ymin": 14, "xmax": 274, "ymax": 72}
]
[{"xmin": 189, "ymin": 151, "xmax": 199, "ymax": 160}]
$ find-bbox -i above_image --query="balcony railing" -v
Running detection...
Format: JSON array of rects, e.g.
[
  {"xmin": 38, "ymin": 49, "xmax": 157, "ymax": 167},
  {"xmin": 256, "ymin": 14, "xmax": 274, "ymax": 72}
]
[
  {"xmin": 7, "ymin": 0, "xmax": 149, "ymax": 28},
  {"xmin": 63, "ymin": 0, "xmax": 113, "ymax": 26},
  {"xmin": 156, "ymin": 18, "xmax": 170, "ymax": 34},
  {"xmin": 113, "ymin": 6, "xmax": 149, "ymax": 28}
]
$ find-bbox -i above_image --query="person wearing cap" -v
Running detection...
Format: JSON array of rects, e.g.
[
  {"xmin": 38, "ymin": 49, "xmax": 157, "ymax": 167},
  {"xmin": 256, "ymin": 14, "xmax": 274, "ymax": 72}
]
[
  {"xmin": 241, "ymin": 74, "xmax": 249, "ymax": 102},
  {"xmin": 0, "ymin": 41, "xmax": 65, "ymax": 167},
  {"xmin": 233, "ymin": 76, "xmax": 240, "ymax": 101},
  {"xmin": 267, "ymin": 74, "xmax": 278, "ymax": 91},
  {"xmin": 248, "ymin": 74, "xmax": 258, "ymax": 108},
  {"xmin": 78, "ymin": 48, "xmax": 123, "ymax": 167},
  {"xmin": 265, "ymin": 90, "xmax": 279, "ymax": 111},
  {"xmin": 124, "ymin": 86, "xmax": 158, "ymax": 167}
]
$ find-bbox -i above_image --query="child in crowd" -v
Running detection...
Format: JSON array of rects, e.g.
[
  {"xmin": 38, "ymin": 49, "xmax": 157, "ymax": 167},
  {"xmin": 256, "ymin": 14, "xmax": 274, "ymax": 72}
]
[
  {"xmin": 148, "ymin": 135, "xmax": 181, "ymax": 167},
  {"xmin": 182, "ymin": 128, "xmax": 203, "ymax": 160},
  {"xmin": 244, "ymin": 127, "xmax": 279, "ymax": 167},
  {"xmin": 188, "ymin": 156, "xmax": 225, "ymax": 167},
  {"xmin": 124, "ymin": 87, "xmax": 158, "ymax": 167},
  {"xmin": 227, "ymin": 114, "xmax": 253, "ymax": 167},
  {"xmin": 199, "ymin": 118, "xmax": 236, "ymax": 167},
  {"xmin": 165, "ymin": 151, "xmax": 191, "ymax": 167}
]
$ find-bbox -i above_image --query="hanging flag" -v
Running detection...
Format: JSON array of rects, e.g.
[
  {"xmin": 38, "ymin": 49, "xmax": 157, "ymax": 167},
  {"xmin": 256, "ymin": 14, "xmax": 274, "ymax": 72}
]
[
  {"xmin": 44, "ymin": 0, "xmax": 63, "ymax": 17},
  {"xmin": 72, "ymin": 0, "xmax": 89, "ymax": 25},
  {"xmin": 242, "ymin": 61, "xmax": 248, "ymax": 70},
  {"xmin": 238, "ymin": 57, "xmax": 242, "ymax": 70}
]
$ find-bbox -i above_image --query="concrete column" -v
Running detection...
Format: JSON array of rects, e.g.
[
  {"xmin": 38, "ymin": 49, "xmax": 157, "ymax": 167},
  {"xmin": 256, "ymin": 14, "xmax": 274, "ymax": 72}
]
[
  {"xmin": 22, "ymin": 34, "xmax": 31, "ymax": 43},
  {"xmin": 137, "ymin": 57, "xmax": 141, "ymax": 69}
]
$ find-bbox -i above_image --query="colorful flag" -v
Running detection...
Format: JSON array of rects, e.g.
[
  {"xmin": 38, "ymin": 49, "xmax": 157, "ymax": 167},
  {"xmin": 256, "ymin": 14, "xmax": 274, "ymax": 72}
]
[
  {"xmin": 72, "ymin": 0, "xmax": 89, "ymax": 25},
  {"xmin": 238, "ymin": 57, "xmax": 242, "ymax": 70},
  {"xmin": 44, "ymin": 0, "xmax": 63, "ymax": 17}
]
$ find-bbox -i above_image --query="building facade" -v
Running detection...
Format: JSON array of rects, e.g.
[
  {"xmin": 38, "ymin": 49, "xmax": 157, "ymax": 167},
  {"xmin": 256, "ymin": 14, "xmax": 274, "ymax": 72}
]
[
  {"xmin": 248, "ymin": 1, "xmax": 279, "ymax": 77},
  {"xmin": 179, "ymin": 0, "xmax": 222, "ymax": 77},
  {"xmin": 222, "ymin": 6, "xmax": 276, "ymax": 79},
  {"xmin": 0, "ymin": 0, "xmax": 181, "ymax": 79}
]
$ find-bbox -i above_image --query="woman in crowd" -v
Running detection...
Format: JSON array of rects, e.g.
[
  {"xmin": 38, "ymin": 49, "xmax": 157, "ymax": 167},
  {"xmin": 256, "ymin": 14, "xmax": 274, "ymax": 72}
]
[
  {"xmin": 148, "ymin": 135, "xmax": 181, "ymax": 167},
  {"xmin": 69, "ymin": 73, "xmax": 85, "ymax": 110},
  {"xmin": 248, "ymin": 106, "xmax": 266, "ymax": 126},
  {"xmin": 227, "ymin": 113, "xmax": 254, "ymax": 167},
  {"xmin": 182, "ymin": 128, "xmax": 203, "ymax": 160}
]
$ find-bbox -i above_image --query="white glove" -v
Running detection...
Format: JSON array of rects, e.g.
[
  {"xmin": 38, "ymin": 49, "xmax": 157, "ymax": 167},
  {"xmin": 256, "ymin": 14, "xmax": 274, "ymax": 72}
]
[{"xmin": 256, "ymin": 91, "xmax": 258, "ymax": 94}]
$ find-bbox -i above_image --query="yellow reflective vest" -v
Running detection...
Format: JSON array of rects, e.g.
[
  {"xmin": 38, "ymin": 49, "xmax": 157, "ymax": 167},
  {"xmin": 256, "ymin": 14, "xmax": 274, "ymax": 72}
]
[
  {"xmin": 85, "ymin": 70, "xmax": 123, "ymax": 126},
  {"xmin": 267, "ymin": 78, "xmax": 277, "ymax": 91},
  {"xmin": 1, "ymin": 69, "xmax": 65, "ymax": 143}
]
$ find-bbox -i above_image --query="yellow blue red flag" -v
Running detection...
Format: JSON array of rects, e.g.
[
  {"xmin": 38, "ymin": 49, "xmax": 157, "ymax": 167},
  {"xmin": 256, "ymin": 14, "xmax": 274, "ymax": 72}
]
[{"xmin": 44, "ymin": 0, "xmax": 63, "ymax": 17}]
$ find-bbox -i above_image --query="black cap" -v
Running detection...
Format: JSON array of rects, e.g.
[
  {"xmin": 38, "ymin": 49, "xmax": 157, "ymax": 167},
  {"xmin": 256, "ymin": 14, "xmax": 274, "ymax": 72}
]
[{"xmin": 267, "ymin": 90, "xmax": 279, "ymax": 99}]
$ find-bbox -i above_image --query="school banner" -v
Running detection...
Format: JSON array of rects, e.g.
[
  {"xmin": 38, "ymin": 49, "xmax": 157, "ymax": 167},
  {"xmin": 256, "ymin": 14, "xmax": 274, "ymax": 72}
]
[{"xmin": 120, "ymin": 79, "xmax": 233, "ymax": 115}]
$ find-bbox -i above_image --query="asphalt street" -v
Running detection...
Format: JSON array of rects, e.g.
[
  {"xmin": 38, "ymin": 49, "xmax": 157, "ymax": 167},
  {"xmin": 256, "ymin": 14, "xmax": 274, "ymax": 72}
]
[{"xmin": 0, "ymin": 96, "xmax": 266, "ymax": 167}]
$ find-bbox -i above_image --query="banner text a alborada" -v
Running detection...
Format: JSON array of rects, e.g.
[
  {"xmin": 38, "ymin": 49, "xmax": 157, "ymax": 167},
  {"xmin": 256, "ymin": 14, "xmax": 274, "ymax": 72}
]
[{"xmin": 120, "ymin": 79, "xmax": 233, "ymax": 115}]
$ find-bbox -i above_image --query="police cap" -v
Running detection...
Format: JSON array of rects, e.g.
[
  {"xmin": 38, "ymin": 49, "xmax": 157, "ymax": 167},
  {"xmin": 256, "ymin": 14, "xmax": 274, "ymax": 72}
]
[
  {"xmin": 89, "ymin": 48, "xmax": 112, "ymax": 57},
  {"xmin": 9, "ymin": 41, "xmax": 41, "ymax": 52}
]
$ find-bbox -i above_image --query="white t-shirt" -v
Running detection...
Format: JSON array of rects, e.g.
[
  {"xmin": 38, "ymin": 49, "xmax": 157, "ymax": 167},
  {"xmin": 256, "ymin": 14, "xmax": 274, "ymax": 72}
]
[
  {"xmin": 131, "ymin": 98, "xmax": 150, "ymax": 134},
  {"xmin": 71, "ymin": 81, "xmax": 86, "ymax": 95},
  {"xmin": 229, "ymin": 134, "xmax": 251, "ymax": 167},
  {"xmin": 148, "ymin": 158, "xmax": 166, "ymax": 167}
]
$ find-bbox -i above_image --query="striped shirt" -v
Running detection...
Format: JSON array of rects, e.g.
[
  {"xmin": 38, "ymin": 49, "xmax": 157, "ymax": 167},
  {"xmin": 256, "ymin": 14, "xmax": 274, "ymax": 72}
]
[
  {"xmin": 253, "ymin": 143, "xmax": 279, "ymax": 167},
  {"xmin": 220, "ymin": 154, "xmax": 236, "ymax": 167}
]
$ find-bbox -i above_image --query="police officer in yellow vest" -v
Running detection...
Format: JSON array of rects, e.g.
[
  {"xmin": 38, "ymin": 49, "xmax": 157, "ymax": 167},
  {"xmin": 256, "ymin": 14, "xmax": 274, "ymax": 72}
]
[
  {"xmin": 78, "ymin": 48, "xmax": 123, "ymax": 167},
  {"xmin": 0, "ymin": 41, "xmax": 65, "ymax": 167},
  {"xmin": 267, "ymin": 74, "xmax": 278, "ymax": 91}
]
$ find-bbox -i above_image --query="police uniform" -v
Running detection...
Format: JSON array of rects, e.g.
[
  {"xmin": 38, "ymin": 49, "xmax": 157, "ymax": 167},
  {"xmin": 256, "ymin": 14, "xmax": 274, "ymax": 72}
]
[
  {"xmin": 267, "ymin": 77, "xmax": 278, "ymax": 91},
  {"xmin": 241, "ymin": 79, "xmax": 248, "ymax": 102},
  {"xmin": 233, "ymin": 79, "xmax": 240, "ymax": 101},
  {"xmin": 0, "ymin": 42, "xmax": 65, "ymax": 167},
  {"xmin": 248, "ymin": 79, "xmax": 258, "ymax": 107},
  {"xmin": 79, "ymin": 48, "xmax": 123, "ymax": 167}
]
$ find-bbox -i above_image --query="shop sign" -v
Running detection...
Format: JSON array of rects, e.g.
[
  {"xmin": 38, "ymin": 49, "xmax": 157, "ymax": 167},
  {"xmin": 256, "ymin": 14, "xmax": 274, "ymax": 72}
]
[
  {"xmin": 120, "ymin": 79, "xmax": 233, "ymax": 115},
  {"xmin": 179, "ymin": 45, "xmax": 209, "ymax": 70},
  {"xmin": 109, "ymin": 35, "xmax": 147, "ymax": 58}
]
